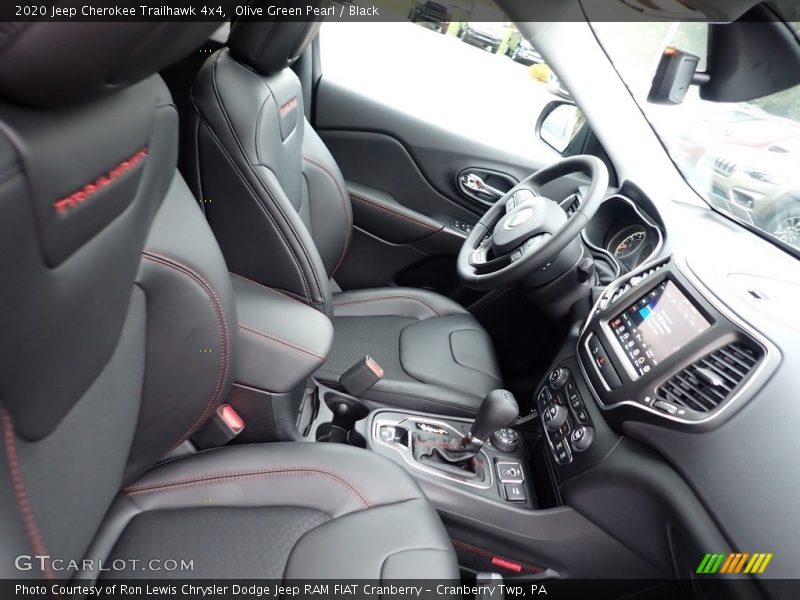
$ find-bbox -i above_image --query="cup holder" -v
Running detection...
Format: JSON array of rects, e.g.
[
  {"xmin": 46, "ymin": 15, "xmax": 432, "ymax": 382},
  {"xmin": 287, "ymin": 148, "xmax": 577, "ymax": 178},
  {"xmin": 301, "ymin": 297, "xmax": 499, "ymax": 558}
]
[
  {"xmin": 315, "ymin": 422, "xmax": 367, "ymax": 448},
  {"xmin": 316, "ymin": 390, "xmax": 369, "ymax": 448}
]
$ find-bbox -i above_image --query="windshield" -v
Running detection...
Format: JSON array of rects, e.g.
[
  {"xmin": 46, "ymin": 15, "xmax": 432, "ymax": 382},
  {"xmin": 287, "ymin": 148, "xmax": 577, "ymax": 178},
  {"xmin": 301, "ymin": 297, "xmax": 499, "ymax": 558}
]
[{"xmin": 592, "ymin": 21, "xmax": 800, "ymax": 251}]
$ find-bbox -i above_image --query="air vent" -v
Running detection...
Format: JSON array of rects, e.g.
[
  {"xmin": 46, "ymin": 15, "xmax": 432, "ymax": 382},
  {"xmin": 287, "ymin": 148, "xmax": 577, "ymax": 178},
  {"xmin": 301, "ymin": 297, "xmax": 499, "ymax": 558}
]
[
  {"xmin": 656, "ymin": 342, "xmax": 761, "ymax": 413},
  {"xmin": 565, "ymin": 194, "xmax": 581, "ymax": 217},
  {"xmin": 609, "ymin": 259, "xmax": 669, "ymax": 304}
]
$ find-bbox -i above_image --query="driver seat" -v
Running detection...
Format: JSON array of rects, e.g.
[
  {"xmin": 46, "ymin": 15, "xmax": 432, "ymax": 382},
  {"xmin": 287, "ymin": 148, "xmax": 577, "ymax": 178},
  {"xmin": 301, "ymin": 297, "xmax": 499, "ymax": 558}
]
[{"xmin": 189, "ymin": 14, "xmax": 501, "ymax": 415}]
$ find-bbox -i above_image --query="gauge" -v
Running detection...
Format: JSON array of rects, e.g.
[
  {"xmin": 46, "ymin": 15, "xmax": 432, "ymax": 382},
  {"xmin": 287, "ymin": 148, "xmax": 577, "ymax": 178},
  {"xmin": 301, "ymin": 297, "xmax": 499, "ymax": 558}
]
[{"xmin": 609, "ymin": 226, "xmax": 647, "ymax": 260}]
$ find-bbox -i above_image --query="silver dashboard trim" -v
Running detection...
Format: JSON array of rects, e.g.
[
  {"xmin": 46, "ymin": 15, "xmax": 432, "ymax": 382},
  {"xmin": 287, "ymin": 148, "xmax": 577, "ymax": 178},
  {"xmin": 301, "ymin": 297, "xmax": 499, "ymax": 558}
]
[
  {"xmin": 372, "ymin": 414, "xmax": 494, "ymax": 490},
  {"xmin": 578, "ymin": 255, "xmax": 781, "ymax": 427}
]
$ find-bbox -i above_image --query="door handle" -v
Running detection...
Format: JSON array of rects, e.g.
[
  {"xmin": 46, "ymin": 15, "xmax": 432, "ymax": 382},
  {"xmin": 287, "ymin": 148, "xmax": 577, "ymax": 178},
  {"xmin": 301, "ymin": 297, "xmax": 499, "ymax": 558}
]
[
  {"xmin": 456, "ymin": 168, "xmax": 517, "ymax": 208},
  {"xmin": 460, "ymin": 172, "xmax": 506, "ymax": 199}
]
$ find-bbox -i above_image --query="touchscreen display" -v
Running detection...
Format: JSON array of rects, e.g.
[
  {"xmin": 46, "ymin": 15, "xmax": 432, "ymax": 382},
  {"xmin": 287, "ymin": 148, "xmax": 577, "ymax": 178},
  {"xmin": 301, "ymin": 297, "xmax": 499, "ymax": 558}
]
[{"xmin": 610, "ymin": 280, "xmax": 711, "ymax": 376}]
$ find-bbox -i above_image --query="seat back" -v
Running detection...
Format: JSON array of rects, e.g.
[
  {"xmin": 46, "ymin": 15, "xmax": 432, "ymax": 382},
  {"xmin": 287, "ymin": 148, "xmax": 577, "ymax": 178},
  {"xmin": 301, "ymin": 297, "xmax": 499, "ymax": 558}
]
[
  {"xmin": 191, "ymin": 10, "xmax": 352, "ymax": 317},
  {"xmin": 0, "ymin": 20, "xmax": 223, "ymax": 579}
]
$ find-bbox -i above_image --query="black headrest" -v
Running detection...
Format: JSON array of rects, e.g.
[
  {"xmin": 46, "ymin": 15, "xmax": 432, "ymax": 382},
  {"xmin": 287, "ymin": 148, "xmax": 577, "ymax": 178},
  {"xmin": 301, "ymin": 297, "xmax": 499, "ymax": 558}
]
[
  {"xmin": 0, "ymin": 18, "xmax": 225, "ymax": 108},
  {"xmin": 0, "ymin": 18, "xmax": 226, "ymax": 440},
  {"xmin": 229, "ymin": 1, "xmax": 327, "ymax": 75}
]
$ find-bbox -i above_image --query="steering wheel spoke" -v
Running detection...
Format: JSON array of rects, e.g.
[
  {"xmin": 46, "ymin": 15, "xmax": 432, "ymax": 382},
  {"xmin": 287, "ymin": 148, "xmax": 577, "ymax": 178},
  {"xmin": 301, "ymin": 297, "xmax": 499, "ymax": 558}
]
[{"xmin": 504, "ymin": 187, "xmax": 538, "ymax": 213}]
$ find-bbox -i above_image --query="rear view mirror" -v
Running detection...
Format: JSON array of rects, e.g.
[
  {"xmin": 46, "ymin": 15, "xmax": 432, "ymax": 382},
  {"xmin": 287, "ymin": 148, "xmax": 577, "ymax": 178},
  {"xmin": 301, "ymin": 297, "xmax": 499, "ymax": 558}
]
[
  {"xmin": 536, "ymin": 100, "xmax": 585, "ymax": 154},
  {"xmin": 648, "ymin": 47, "xmax": 709, "ymax": 105}
]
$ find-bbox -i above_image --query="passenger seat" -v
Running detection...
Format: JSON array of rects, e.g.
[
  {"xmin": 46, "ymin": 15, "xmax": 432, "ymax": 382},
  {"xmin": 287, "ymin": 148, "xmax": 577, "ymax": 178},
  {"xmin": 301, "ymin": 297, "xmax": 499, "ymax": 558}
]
[
  {"xmin": 189, "ymin": 10, "xmax": 503, "ymax": 417},
  {"xmin": 0, "ymin": 19, "xmax": 458, "ymax": 581}
]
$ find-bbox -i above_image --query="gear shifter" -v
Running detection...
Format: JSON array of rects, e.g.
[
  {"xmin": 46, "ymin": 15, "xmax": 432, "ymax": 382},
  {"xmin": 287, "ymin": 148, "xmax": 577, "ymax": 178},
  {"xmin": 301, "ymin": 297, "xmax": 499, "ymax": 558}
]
[
  {"xmin": 413, "ymin": 389, "xmax": 519, "ymax": 476},
  {"xmin": 463, "ymin": 389, "xmax": 519, "ymax": 450}
]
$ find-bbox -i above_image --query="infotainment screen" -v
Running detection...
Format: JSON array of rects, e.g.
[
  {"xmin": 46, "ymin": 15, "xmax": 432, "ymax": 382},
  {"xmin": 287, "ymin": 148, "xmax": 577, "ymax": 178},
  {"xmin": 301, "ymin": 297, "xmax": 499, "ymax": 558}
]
[{"xmin": 609, "ymin": 280, "xmax": 711, "ymax": 377}]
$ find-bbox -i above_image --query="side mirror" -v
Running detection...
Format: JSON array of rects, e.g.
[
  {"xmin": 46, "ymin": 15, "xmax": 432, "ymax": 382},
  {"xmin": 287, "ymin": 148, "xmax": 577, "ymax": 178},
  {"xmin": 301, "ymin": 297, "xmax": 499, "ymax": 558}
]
[{"xmin": 536, "ymin": 100, "xmax": 585, "ymax": 154}]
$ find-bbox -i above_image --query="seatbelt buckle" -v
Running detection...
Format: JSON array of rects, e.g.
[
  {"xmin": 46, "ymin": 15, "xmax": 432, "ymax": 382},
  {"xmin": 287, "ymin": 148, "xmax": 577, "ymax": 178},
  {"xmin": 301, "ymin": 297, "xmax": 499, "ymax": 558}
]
[
  {"xmin": 339, "ymin": 355, "xmax": 384, "ymax": 397},
  {"xmin": 191, "ymin": 403, "xmax": 245, "ymax": 450}
]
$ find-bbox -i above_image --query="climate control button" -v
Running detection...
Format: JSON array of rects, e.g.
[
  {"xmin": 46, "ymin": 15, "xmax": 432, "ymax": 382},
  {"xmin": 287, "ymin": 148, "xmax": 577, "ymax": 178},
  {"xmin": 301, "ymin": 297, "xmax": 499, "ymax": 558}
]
[
  {"xmin": 543, "ymin": 404, "xmax": 568, "ymax": 432},
  {"xmin": 570, "ymin": 426, "xmax": 595, "ymax": 452}
]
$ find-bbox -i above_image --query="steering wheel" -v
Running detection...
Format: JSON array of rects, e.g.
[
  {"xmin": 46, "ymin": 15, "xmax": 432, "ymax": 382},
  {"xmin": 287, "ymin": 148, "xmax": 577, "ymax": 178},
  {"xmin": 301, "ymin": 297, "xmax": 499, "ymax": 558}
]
[{"xmin": 457, "ymin": 155, "xmax": 609, "ymax": 290}]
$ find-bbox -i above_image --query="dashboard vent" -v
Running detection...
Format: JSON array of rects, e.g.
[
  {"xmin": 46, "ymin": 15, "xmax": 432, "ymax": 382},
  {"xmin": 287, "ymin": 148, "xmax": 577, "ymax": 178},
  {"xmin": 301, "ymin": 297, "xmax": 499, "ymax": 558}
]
[
  {"xmin": 656, "ymin": 343, "xmax": 761, "ymax": 413},
  {"xmin": 565, "ymin": 194, "xmax": 581, "ymax": 217},
  {"xmin": 609, "ymin": 259, "xmax": 669, "ymax": 304}
]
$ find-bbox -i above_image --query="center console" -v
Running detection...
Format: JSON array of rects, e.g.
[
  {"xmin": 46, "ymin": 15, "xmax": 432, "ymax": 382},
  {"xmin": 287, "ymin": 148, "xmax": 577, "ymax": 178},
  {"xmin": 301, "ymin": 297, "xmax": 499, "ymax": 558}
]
[
  {"xmin": 370, "ymin": 410, "xmax": 534, "ymax": 508},
  {"xmin": 575, "ymin": 255, "xmax": 775, "ymax": 430},
  {"xmin": 237, "ymin": 252, "xmax": 780, "ymax": 580}
]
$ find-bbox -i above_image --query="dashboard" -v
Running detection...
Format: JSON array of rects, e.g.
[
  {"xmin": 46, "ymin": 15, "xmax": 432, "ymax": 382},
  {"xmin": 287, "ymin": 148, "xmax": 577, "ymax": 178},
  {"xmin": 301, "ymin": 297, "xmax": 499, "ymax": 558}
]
[
  {"xmin": 534, "ymin": 181, "xmax": 800, "ymax": 582},
  {"xmin": 578, "ymin": 254, "xmax": 778, "ymax": 428}
]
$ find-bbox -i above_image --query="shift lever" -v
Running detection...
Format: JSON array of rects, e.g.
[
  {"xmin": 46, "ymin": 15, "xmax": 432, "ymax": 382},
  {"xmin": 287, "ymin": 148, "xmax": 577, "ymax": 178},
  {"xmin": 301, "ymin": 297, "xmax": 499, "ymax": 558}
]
[{"xmin": 463, "ymin": 389, "xmax": 519, "ymax": 450}]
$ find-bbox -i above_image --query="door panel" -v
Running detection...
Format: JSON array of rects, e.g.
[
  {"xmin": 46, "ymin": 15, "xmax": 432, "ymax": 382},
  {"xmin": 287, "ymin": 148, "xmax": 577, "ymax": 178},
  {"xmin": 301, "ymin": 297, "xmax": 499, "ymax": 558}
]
[
  {"xmin": 314, "ymin": 25, "xmax": 588, "ymax": 296},
  {"xmin": 316, "ymin": 79, "xmax": 566, "ymax": 214}
]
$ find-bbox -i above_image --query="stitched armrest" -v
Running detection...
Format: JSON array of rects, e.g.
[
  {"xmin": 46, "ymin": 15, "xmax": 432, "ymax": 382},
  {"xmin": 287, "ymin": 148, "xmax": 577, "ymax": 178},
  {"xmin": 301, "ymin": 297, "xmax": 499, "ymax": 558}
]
[{"xmin": 231, "ymin": 274, "xmax": 333, "ymax": 393}]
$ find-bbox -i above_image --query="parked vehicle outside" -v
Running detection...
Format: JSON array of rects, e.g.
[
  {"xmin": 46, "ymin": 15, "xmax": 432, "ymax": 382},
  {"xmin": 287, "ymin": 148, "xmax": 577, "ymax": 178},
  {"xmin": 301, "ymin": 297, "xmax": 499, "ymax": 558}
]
[
  {"xmin": 458, "ymin": 21, "xmax": 506, "ymax": 53},
  {"xmin": 508, "ymin": 39, "xmax": 543, "ymax": 65},
  {"xmin": 695, "ymin": 136, "xmax": 800, "ymax": 247},
  {"xmin": 408, "ymin": 0, "xmax": 451, "ymax": 33}
]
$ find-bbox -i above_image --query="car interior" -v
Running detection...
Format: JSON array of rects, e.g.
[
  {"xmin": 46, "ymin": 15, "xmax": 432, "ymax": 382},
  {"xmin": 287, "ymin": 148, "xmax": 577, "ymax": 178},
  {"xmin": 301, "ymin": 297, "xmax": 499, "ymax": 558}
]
[{"xmin": 1, "ymin": 0, "xmax": 799, "ymax": 596}]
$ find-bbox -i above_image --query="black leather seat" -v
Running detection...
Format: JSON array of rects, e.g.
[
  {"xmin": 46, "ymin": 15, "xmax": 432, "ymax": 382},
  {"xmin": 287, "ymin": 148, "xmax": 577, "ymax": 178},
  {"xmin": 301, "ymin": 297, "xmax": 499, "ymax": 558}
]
[
  {"xmin": 189, "ymin": 11, "xmax": 501, "ymax": 415},
  {"xmin": 0, "ymin": 18, "xmax": 457, "ymax": 581}
]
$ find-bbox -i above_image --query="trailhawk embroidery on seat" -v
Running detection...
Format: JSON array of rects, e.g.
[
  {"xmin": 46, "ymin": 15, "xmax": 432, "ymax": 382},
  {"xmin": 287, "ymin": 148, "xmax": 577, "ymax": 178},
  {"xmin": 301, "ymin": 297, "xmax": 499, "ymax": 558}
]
[
  {"xmin": 279, "ymin": 96, "xmax": 298, "ymax": 115},
  {"xmin": 53, "ymin": 147, "xmax": 148, "ymax": 214}
]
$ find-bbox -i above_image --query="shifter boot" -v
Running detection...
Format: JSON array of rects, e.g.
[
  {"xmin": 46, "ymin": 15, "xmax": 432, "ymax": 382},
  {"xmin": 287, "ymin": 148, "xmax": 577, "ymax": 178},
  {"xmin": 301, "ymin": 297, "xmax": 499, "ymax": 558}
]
[{"xmin": 412, "ymin": 432, "xmax": 487, "ymax": 481}]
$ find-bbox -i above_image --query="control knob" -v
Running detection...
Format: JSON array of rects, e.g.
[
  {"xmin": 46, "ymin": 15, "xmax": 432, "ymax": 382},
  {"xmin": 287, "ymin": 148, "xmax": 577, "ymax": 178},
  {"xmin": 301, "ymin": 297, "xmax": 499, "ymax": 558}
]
[
  {"xmin": 570, "ymin": 426, "xmax": 595, "ymax": 452},
  {"xmin": 549, "ymin": 367, "xmax": 569, "ymax": 390},
  {"xmin": 490, "ymin": 427, "xmax": 520, "ymax": 452},
  {"xmin": 543, "ymin": 403, "xmax": 567, "ymax": 432}
]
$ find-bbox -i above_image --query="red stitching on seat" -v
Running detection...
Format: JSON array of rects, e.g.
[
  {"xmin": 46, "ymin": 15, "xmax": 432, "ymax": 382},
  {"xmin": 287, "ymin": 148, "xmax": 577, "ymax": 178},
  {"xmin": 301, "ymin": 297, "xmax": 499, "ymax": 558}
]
[
  {"xmin": 2, "ymin": 410, "xmax": 55, "ymax": 580},
  {"xmin": 229, "ymin": 272, "xmax": 308, "ymax": 305},
  {"xmin": 334, "ymin": 295, "xmax": 441, "ymax": 318},
  {"xmin": 302, "ymin": 155, "xmax": 352, "ymax": 275},
  {"xmin": 239, "ymin": 323, "xmax": 325, "ymax": 361},
  {"xmin": 123, "ymin": 466, "xmax": 371, "ymax": 509},
  {"xmin": 142, "ymin": 251, "xmax": 231, "ymax": 450}
]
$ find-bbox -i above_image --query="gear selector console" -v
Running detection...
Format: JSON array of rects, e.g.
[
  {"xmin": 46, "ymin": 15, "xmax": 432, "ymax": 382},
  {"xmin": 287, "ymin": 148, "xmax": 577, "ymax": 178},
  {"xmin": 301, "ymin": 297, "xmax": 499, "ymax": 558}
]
[{"xmin": 369, "ymin": 395, "xmax": 534, "ymax": 509}]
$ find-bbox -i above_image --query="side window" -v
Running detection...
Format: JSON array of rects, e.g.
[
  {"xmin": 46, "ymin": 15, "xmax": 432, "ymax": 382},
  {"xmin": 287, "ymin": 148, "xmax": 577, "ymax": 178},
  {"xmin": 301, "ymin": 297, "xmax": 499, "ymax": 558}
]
[{"xmin": 319, "ymin": 1, "xmax": 571, "ymax": 155}]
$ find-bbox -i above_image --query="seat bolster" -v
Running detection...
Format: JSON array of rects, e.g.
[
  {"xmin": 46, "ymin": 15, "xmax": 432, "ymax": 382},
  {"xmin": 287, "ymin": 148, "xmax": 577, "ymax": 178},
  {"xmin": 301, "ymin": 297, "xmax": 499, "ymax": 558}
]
[
  {"xmin": 81, "ymin": 443, "xmax": 447, "ymax": 581},
  {"xmin": 121, "ymin": 443, "xmax": 424, "ymax": 518},
  {"xmin": 284, "ymin": 499, "xmax": 459, "ymax": 579},
  {"xmin": 333, "ymin": 288, "xmax": 469, "ymax": 320},
  {"xmin": 400, "ymin": 314, "xmax": 502, "ymax": 402}
]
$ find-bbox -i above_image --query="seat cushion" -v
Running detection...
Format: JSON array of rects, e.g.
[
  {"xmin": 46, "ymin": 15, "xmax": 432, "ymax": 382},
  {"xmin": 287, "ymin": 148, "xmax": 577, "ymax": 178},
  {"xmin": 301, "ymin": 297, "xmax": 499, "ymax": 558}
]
[
  {"xmin": 316, "ymin": 288, "xmax": 502, "ymax": 416},
  {"xmin": 88, "ymin": 443, "xmax": 459, "ymax": 579}
]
